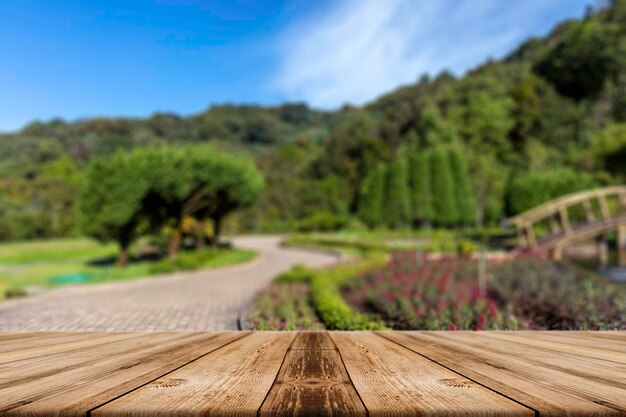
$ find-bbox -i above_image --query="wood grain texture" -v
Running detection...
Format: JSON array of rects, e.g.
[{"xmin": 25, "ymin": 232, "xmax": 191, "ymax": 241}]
[
  {"xmin": 382, "ymin": 331, "xmax": 626, "ymax": 416},
  {"xmin": 93, "ymin": 332, "xmax": 295, "ymax": 417},
  {"xmin": 0, "ymin": 332, "xmax": 245, "ymax": 417},
  {"xmin": 332, "ymin": 332, "xmax": 532, "ymax": 417},
  {"xmin": 259, "ymin": 332, "xmax": 366, "ymax": 417}
]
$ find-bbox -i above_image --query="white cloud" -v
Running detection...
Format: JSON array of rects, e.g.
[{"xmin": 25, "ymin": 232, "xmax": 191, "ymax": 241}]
[{"xmin": 271, "ymin": 0, "xmax": 586, "ymax": 108}]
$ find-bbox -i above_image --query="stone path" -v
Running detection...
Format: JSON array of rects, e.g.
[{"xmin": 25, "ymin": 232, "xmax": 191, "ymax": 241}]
[{"xmin": 0, "ymin": 236, "xmax": 337, "ymax": 331}]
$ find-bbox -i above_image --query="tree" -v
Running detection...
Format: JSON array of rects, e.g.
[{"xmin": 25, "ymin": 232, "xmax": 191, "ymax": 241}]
[
  {"xmin": 448, "ymin": 148, "xmax": 476, "ymax": 226},
  {"xmin": 356, "ymin": 164, "xmax": 386, "ymax": 228},
  {"xmin": 78, "ymin": 151, "xmax": 151, "ymax": 266},
  {"xmin": 145, "ymin": 146, "xmax": 264, "ymax": 257},
  {"xmin": 408, "ymin": 149, "xmax": 433, "ymax": 226},
  {"xmin": 430, "ymin": 148, "xmax": 457, "ymax": 227},
  {"xmin": 384, "ymin": 158, "xmax": 411, "ymax": 229},
  {"xmin": 79, "ymin": 146, "xmax": 264, "ymax": 264}
]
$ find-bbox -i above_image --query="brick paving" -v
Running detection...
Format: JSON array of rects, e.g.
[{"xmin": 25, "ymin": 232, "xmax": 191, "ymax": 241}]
[{"xmin": 0, "ymin": 236, "xmax": 337, "ymax": 331}]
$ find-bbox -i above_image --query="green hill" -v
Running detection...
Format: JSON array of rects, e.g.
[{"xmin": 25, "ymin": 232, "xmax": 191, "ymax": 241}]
[{"xmin": 1, "ymin": 0, "xmax": 625, "ymax": 239}]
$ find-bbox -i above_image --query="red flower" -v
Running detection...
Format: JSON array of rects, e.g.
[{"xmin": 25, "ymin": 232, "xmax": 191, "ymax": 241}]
[
  {"xmin": 473, "ymin": 325, "xmax": 483, "ymax": 331},
  {"xmin": 449, "ymin": 323, "xmax": 458, "ymax": 330},
  {"xmin": 478, "ymin": 315, "xmax": 487, "ymax": 323}
]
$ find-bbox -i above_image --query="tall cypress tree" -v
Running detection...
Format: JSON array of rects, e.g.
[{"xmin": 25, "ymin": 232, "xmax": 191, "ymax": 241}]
[
  {"xmin": 385, "ymin": 158, "xmax": 411, "ymax": 229},
  {"xmin": 449, "ymin": 147, "xmax": 476, "ymax": 226},
  {"xmin": 408, "ymin": 149, "xmax": 433, "ymax": 226},
  {"xmin": 430, "ymin": 147, "xmax": 457, "ymax": 227},
  {"xmin": 356, "ymin": 164, "xmax": 386, "ymax": 228}
]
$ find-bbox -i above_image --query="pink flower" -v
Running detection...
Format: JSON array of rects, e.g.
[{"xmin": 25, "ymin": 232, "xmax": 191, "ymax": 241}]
[
  {"xmin": 478, "ymin": 315, "xmax": 487, "ymax": 324},
  {"xmin": 449, "ymin": 323, "xmax": 458, "ymax": 330}
]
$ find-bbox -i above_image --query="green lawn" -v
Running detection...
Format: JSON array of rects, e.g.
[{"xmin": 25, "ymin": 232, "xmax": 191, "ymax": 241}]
[{"xmin": 0, "ymin": 238, "xmax": 257, "ymax": 299}]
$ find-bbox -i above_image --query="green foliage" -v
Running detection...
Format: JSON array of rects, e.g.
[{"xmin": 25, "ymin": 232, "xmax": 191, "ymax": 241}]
[
  {"xmin": 308, "ymin": 257, "xmax": 388, "ymax": 330},
  {"xmin": 408, "ymin": 150, "xmax": 433, "ymax": 225},
  {"xmin": 535, "ymin": 19, "xmax": 619, "ymax": 101},
  {"xmin": 78, "ymin": 146, "xmax": 264, "ymax": 264},
  {"xmin": 592, "ymin": 123, "xmax": 626, "ymax": 180},
  {"xmin": 275, "ymin": 264, "xmax": 315, "ymax": 283},
  {"xmin": 448, "ymin": 148, "xmax": 476, "ymax": 225},
  {"xmin": 4, "ymin": 287, "xmax": 27, "ymax": 299},
  {"xmin": 430, "ymin": 148, "xmax": 457, "ymax": 227},
  {"xmin": 148, "ymin": 248, "xmax": 257, "ymax": 274},
  {"xmin": 356, "ymin": 163, "xmax": 386, "ymax": 228},
  {"xmin": 78, "ymin": 151, "xmax": 150, "ymax": 263},
  {"xmin": 249, "ymin": 282, "xmax": 324, "ymax": 330},
  {"xmin": 2, "ymin": 1, "xmax": 626, "ymax": 237},
  {"xmin": 508, "ymin": 167, "xmax": 597, "ymax": 214},
  {"xmin": 384, "ymin": 158, "xmax": 411, "ymax": 229},
  {"xmin": 295, "ymin": 212, "xmax": 350, "ymax": 232}
]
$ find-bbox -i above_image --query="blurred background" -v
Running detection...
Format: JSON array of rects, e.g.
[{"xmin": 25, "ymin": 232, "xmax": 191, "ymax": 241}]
[{"xmin": 0, "ymin": 0, "xmax": 624, "ymax": 331}]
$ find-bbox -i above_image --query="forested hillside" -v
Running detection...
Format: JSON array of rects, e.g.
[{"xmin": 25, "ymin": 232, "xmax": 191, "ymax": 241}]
[{"xmin": 1, "ymin": 0, "xmax": 625, "ymax": 240}]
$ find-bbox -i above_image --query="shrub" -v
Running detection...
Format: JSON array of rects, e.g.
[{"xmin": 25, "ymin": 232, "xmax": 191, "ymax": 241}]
[
  {"xmin": 384, "ymin": 158, "xmax": 411, "ymax": 229},
  {"xmin": 507, "ymin": 167, "xmax": 597, "ymax": 214},
  {"xmin": 148, "ymin": 248, "xmax": 256, "ymax": 274},
  {"xmin": 430, "ymin": 148, "xmax": 458, "ymax": 227},
  {"xmin": 449, "ymin": 147, "xmax": 477, "ymax": 225},
  {"xmin": 308, "ymin": 255, "xmax": 389, "ymax": 330},
  {"xmin": 408, "ymin": 150, "xmax": 434, "ymax": 225},
  {"xmin": 357, "ymin": 164, "xmax": 386, "ymax": 228},
  {"xmin": 5, "ymin": 287, "xmax": 27, "ymax": 299},
  {"xmin": 249, "ymin": 282, "xmax": 324, "ymax": 331},
  {"xmin": 295, "ymin": 212, "xmax": 350, "ymax": 232},
  {"xmin": 275, "ymin": 264, "xmax": 315, "ymax": 283}
]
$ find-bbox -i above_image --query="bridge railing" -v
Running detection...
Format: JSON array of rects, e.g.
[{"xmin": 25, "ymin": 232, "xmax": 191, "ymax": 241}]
[{"xmin": 506, "ymin": 185, "xmax": 626, "ymax": 247}]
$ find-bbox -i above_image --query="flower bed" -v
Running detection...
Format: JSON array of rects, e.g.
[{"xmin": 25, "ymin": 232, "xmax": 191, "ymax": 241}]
[
  {"xmin": 344, "ymin": 250, "xmax": 626, "ymax": 330},
  {"xmin": 345, "ymin": 252, "xmax": 518, "ymax": 330}
]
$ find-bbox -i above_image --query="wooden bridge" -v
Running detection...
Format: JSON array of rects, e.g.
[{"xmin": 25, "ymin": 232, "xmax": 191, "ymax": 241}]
[{"xmin": 507, "ymin": 185, "xmax": 626, "ymax": 264}]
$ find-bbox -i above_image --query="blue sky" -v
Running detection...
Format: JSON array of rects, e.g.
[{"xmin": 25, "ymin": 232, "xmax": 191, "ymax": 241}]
[{"xmin": 0, "ymin": 0, "xmax": 590, "ymax": 132}]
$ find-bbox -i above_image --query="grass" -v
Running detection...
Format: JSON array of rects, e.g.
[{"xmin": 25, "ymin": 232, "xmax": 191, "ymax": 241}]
[{"xmin": 0, "ymin": 238, "xmax": 257, "ymax": 299}]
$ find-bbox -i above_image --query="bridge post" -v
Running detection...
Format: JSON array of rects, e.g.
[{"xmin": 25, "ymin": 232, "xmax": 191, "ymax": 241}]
[
  {"xmin": 599, "ymin": 195, "xmax": 611, "ymax": 220},
  {"xmin": 552, "ymin": 246, "xmax": 563, "ymax": 261},
  {"xmin": 559, "ymin": 207, "xmax": 572, "ymax": 234},
  {"xmin": 618, "ymin": 224, "xmax": 626, "ymax": 268},
  {"xmin": 582, "ymin": 199, "xmax": 596, "ymax": 223}
]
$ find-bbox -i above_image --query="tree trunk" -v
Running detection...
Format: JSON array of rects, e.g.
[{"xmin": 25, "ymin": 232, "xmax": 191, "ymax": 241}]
[
  {"xmin": 196, "ymin": 221, "xmax": 206, "ymax": 251},
  {"xmin": 212, "ymin": 216, "xmax": 222, "ymax": 247},
  {"xmin": 168, "ymin": 228, "xmax": 182, "ymax": 259},
  {"xmin": 118, "ymin": 245, "xmax": 129, "ymax": 268}
]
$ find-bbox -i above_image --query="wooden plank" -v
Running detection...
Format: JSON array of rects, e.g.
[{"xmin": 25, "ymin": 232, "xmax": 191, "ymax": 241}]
[
  {"xmin": 93, "ymin": 332, "xmax": 294, "ymax": 417},
  {"xmin": 483, "ymin": 331, "xmax": 626, "ymax": 363},
  {"xmin": 0, "ymin": 333, "xmax": 162, "ymax": 386},
  {"xmin": 477, "ymin": 332, "xmax": 626, "ymax": 386},
  {"xmin": 599, "ymin": 195, "xmax": 611, "ymax": 220},
  {"xmin": 382, "ymin": 331, "xmax": 626, "ymax": 416},
  {"xmin": 0, "ymin": 332, "xmax": 245, "ymax": 417},
  {"xmin": 291, "ymin": 331, "xmax": 336, "ymax": 350},
  {"xmin": 559, "ymin": 206, "xmax": 573, "ymax": 234},
  {"xmin": 0, "ymin": 332, "xmax": 104, "ymax": 355},
  {"xmin": 259, "ymin": 332, "xmax": 366, "ymax": 417},
  {"xmin": 0, "ymin": 332, "xmax": 144, "ymax": 365},
  {"xmin": 332, "ymin": 332, "xmax": 532, "ymax": 416}
]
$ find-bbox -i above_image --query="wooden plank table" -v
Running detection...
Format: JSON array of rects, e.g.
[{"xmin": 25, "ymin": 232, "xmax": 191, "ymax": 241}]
[{"xmin": 0, "ymin": 331, "xmax": 624, "ymax": 416}]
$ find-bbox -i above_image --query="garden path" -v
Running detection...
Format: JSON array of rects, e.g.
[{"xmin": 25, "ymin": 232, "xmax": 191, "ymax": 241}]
[{"xmin": 0, "ymin": 236, "xmax": 337, "ymax": 331}]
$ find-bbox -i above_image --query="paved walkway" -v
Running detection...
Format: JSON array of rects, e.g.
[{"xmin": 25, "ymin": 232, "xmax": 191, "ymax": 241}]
[{"xmin": 0, "ymin": 236, "xmax": 337, "ymax": 331}]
